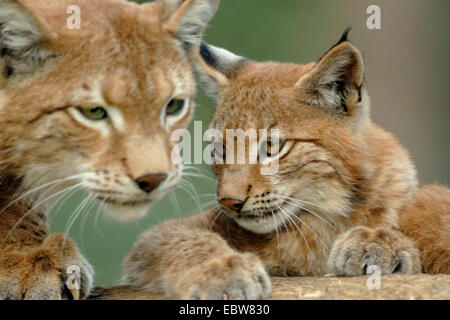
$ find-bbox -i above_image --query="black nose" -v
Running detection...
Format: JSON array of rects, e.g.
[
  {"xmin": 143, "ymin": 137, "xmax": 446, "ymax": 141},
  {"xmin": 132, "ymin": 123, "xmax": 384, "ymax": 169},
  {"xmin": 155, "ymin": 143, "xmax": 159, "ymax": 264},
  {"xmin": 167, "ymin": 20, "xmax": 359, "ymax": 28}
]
[
  {"xmin": 135, "ymin": 173, "xmax": 167, "ymax": 193},
  {"xmin": 219, "ymin": 198, "xmax": 244, "ymax": 212}
]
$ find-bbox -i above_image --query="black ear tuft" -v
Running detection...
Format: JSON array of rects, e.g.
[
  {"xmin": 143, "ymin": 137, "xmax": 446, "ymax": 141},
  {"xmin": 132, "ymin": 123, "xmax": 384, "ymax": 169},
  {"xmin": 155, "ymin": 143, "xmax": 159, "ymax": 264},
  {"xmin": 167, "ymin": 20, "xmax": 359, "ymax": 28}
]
[
  {"xmin": 200, "ymin": 41, "xmax": 217, "ymax": 68},
  {"xmin": 318, "ymin": 27, "xmax": 353, "ymax": 62},
  {"xmin": 335, "ymin": 26, "xmax": 352, "ymax": 46},
  {"xmin": 296, "ymin": 30, "xmax": 364, "ymax": 115},
  {"xmin": 162, "ymin": 0, "xmax": 220, "ymax": 54}
]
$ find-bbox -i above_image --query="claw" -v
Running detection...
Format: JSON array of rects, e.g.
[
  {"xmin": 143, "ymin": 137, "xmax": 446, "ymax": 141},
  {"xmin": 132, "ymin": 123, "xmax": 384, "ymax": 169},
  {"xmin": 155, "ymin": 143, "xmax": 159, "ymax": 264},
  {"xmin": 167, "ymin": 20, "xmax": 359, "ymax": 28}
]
[
  {"xmin": 68, "ymin": 278, "xmax": 80, "ymax": 300},
  {"xmin": 69, "ymin": 287, "xmax": 80, "ymax": 300}
]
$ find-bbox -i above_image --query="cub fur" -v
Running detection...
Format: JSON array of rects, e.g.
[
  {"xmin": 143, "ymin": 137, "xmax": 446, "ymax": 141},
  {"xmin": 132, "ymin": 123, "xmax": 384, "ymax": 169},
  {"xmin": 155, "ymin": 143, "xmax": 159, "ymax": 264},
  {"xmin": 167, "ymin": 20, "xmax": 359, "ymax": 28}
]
[
  {"xmin": 0, "ymin": 0, "xmax": 219, "ymax": 300},
  {"xmin": 123, "ymin": 31, "xmax": 449, "ymax": 299}
]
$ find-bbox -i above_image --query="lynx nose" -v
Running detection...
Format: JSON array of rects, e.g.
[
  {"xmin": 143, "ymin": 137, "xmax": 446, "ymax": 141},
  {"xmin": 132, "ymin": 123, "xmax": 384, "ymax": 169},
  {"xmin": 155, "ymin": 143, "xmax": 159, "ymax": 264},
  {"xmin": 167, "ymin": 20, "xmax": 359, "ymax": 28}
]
[
  {"xmin": 135, "ymin": 173, "xmax": 167, "ymax": 193},
  {"xmin": 219, "ymin": 198, "xmax": 245, "ymax": 212}
]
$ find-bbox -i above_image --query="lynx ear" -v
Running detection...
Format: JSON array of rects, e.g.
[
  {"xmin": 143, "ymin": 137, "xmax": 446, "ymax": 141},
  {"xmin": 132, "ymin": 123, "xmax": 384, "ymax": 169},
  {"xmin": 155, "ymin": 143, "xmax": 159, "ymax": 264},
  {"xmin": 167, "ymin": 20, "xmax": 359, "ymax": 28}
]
[
  {"xmin": 0, "ymin": 0, "xmax": 55, "ymax": 79},
  {"xmin": 197, "ymin": 42, "xmax": 249, "ymax": 88},
  {"xmin": 296, "ymin": 29, "xmax": 364, "ymax": 114},
  {"xmin": 161, "ymin": 0, "xmax": 220, "ymax": 54}
]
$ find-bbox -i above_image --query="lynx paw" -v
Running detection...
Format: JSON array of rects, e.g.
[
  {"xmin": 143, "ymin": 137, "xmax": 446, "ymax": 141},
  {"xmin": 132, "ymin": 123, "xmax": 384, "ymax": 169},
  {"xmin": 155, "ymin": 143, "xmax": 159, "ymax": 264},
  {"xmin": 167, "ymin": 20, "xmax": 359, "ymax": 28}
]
[
  {"xmin": 174, "ymin": 253, "xmax": 271, "ymax": 300},
  {"xmin": 0, "ymin": 233, "xmax": 93, "ymax": 300},
  {"xmin": 327, "ymin": 226, "xmax": 421, "ymax": 276}
]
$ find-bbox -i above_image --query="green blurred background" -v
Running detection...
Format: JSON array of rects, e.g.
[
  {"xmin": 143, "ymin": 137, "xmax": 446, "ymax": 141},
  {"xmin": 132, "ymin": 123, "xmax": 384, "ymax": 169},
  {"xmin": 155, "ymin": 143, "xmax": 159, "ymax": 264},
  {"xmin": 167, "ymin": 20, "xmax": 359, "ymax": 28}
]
[{"xmin": 50, "ymin": 0, "xmax": 450, "ymax": 286}]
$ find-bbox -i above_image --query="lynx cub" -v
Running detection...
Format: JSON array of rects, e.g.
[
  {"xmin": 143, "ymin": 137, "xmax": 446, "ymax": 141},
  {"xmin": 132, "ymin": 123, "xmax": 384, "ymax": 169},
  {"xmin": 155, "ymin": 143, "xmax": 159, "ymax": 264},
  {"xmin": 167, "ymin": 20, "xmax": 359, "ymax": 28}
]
[{"xmin": 124, "ymin": 31, "xmax": 449, "ymax": 299}]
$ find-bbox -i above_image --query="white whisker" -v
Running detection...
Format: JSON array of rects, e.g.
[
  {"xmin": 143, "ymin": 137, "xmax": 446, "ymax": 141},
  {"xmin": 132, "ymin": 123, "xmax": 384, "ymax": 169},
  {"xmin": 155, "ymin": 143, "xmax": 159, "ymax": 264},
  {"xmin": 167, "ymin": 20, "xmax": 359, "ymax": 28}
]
[
  {"xmin": 274, "ymin": 193, "xmax": 336, "ymax": 229},
  {"xmin": 79, "ymin": 193, "xmax": 99, "ymax": 248},
  {"xmin": 1, "ymin": 183, "xmax": 84, "ymax": 247},
  {"xmin": 63, "ymin": 193, "xmax": 94, "ymax": 249},
  {"xmin": 0, "ymin": 173, "xmax": 87, "ymax": 216},
  {"xmin": 178, "ymin": 178, "xmax": 203, "ymax": 213},
  {"xmin": 271, "ymin": 211, "xmax": 281, "ymax": 258},
  {"xmin": 210, "ymin": 208, "xmax": 225, "ymax": 228},
  {"xmin": 169, "ymin": 193, "xmax": 181, "ymax": 218},
  {"xmin": 275, "ymin": 194, "xmax": 328, "ymax": 211},
  {"xmin": 281, "ymin": 203, "xmax": 328, "ymax": 251},
  {"xmin": 276, "ymin": 203, "xmax": 311, "ymax": 254},
  {"xmin": 94, "ymin": 195, "xmax": 108, "ymax": 238}
]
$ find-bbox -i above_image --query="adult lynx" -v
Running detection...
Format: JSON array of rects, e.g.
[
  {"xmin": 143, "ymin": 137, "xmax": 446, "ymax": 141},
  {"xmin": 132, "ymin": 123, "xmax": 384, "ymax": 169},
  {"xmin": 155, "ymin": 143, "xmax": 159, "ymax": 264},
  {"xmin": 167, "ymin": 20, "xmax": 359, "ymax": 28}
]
[{"xmin": 0, "ymin": 0, "xmax": 219, "ymax": 299}]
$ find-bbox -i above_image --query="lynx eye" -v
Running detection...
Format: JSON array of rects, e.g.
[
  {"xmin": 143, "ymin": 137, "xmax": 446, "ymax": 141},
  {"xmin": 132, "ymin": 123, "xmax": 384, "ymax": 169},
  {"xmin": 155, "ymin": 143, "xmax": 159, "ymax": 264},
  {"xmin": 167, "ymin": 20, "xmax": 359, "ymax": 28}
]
[
  {"xmin": 260, "ymin": 139, "xmax": 286, "ymax": 158},
  {"xmin": 78, "ymin": 106, "xmax": 108, "ymax": 121},
  {"xmin": 166, "ymin": 99, "xmax": 186, "ymax": 116}
]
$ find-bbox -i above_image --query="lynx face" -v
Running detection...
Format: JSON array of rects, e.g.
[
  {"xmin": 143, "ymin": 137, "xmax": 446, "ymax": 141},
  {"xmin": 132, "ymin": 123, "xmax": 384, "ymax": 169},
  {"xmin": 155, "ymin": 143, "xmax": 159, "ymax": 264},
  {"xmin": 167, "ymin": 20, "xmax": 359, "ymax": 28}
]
[
  {"xmin": 0, "ymin": 0, "xmax": 219, "ymax": 221},
  {"xmin": 199, "ymin": 32, "xmax": 370, "ymax": 234}
]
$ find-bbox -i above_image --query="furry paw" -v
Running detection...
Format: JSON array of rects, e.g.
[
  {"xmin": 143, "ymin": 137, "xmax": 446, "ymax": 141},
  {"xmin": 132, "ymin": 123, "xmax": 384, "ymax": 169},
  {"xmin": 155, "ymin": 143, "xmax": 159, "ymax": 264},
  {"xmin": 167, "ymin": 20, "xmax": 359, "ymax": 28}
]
[
  {"xmin": 174, "ymin": 253, "xmax": 271, "ymax": 300},
  {"xmin": 0, "ymin": 233, "xmax": 93, "ymax": 300},
  {"xmin": 327, "ymin": 226, "xmax": 421, "ymax": 276}
]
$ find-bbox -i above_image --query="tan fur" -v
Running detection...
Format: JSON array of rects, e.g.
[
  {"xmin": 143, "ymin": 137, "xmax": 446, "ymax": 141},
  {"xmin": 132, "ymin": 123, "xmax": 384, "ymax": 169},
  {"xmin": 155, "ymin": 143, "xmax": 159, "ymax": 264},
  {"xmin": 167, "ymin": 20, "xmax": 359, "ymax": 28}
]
[
  {"xmin": 124, "ymin": 37, "xmax": 449, "ymax": 299},
  {"xmin": 0, "ymin": 0, "xmax": 219, "ymax": 299},
  {"xmin": 400, "ymin": 184, "xmax": 450, "ymax": 274}
]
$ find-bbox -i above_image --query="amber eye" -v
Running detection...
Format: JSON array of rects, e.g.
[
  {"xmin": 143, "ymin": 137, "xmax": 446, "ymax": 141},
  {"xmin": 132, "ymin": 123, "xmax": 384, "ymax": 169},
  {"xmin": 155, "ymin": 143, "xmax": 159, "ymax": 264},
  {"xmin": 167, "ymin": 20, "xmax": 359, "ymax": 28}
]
[
  {"xmin": 166, "ymin": 99, "xmax": 186, "ymax": 116},
  {"xmin": 78, "ymin": 106, "xmax": 108, "ymax": 121},
  {"xmin": 260, "ymin": 139, "xmax": 286, "ymax": 158}
]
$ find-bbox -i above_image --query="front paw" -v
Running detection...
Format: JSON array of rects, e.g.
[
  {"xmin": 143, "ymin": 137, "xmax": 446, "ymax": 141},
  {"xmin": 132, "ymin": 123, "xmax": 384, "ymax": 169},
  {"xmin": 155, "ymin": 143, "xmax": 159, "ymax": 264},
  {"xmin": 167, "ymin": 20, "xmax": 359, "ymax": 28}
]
[
  {"xmin": 327, "ymin": 226, "xmax": 421, "ymax": 276},
  {"xmin": 0, "ymin": 233, "xmax": 93, "ymax": 300},
  {"xmin": 174, "ymin": 253, "xmax": 271, "ymax": 300}
]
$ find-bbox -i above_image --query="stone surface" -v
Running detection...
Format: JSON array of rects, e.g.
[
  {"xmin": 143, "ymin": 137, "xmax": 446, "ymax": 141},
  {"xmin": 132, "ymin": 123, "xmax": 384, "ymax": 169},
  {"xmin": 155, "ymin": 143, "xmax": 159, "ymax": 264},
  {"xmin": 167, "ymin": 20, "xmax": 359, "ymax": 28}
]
[{"xmin": 89, "ymin": 274, "xmax": 450, "ymax": 300}]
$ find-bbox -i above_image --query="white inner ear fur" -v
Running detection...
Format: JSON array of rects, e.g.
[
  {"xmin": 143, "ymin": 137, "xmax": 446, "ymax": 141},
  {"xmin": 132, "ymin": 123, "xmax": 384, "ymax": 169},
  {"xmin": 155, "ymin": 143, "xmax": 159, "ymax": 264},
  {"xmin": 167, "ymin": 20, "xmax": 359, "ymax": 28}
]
[
  {"xmin": 165, "ymin": 0, "xmax": 219, "ymax": 49},
  {"xmin": 0, "ymin": 0, "xmax": 41, "ymax": 51},
  {"xmin": 296, "ymin": 44, "xmax": 364, "ymax": 111},
  {"xmin": 0, "ymin": 0, "xmax": 53, "ymax": 74}
]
